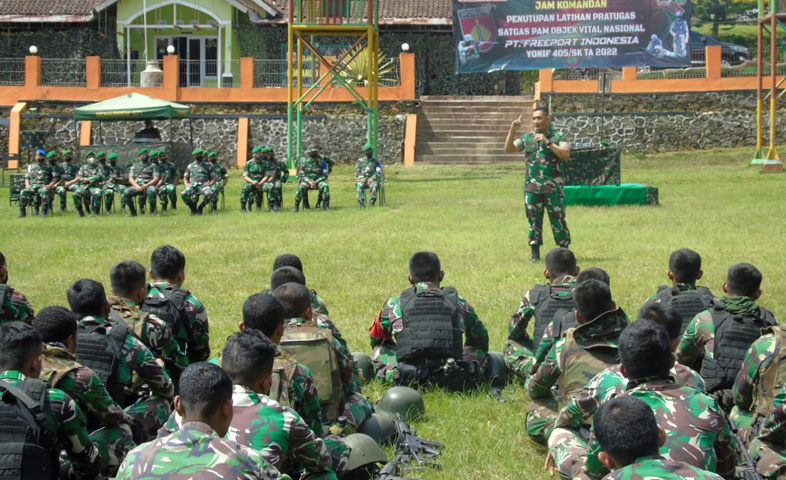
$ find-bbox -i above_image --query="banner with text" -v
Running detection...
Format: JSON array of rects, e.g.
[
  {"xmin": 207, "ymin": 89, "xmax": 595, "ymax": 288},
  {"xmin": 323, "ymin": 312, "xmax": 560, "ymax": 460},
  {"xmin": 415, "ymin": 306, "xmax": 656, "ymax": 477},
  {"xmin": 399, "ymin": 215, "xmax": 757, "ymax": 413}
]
[{"xmin": 454, "ymin": 0, "xmax": 691, "ymax": 73}]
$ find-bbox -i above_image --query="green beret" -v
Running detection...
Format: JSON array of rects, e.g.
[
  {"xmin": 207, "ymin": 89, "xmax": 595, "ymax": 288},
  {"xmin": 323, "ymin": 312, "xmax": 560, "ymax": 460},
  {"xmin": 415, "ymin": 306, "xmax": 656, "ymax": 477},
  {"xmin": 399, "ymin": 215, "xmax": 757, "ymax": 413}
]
[
  {"xmin": 149, "ymin": 150, "xmax": 159, "ymax": 157},
  {"xmin": 192, "ymin": 148, "xmax": 204, "ymax": 155},
  {"xmin": 96, "ymin": 150, "xmax": 106, "ymax": 158},
  {"xmin": 362, "ymin": 143, "xmax": 372, "ymax": 152},
  {"xmin": 85, "ymin": 150, "xmax": 95, "ymax": 157},
  {"xmin": 158, "ymin": 150, "xmax": 167, "ymax": 157},
  {"xmin": 107, "ymin": 152, "xmax": 118, "ymax": 160},
  {"xmin": 46, "ymin": 150, "xmax": 57, "ymax": 158},
  {"xmin": 62, "ymin": 149, "xmax": 72, "ymax": 156},
  {"xmin": 208, "ymin": 151, "xmax": 217, "ymax": 158},
  {"xmin": 252, "ymin": 146, "xmax": 263, "ymax": 153},
  {"xmin": 138, "ymin": 148, "xmax": 148, "ymax": 155}
]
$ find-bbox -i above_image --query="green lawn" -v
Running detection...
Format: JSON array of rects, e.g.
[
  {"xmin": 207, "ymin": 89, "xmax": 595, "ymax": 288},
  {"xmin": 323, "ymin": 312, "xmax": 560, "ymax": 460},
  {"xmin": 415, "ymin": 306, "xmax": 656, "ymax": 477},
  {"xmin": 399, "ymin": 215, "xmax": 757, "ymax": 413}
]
[{"xmin": 0, "ymin": 147, "xmax": 784, "ymax": 480}]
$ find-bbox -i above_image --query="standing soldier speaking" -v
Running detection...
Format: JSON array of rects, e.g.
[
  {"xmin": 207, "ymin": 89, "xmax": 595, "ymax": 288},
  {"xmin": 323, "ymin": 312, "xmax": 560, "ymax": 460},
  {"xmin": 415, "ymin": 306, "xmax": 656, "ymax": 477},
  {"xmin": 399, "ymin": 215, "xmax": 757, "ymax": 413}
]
[{"xmin": 505, "ymin": 106, "xmax": 572, "ymax": 264}]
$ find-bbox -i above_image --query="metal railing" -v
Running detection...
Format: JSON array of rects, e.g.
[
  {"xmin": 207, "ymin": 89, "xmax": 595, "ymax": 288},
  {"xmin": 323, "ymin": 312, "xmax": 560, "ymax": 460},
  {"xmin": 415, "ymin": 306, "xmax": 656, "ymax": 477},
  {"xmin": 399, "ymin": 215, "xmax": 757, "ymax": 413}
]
[
  {"xmin": 41, "ymin": 59, "xmax": 86, "ymax": 86},
  {"xmin": 254, "ymin": 59, "xmax": 288, "ymax": 87},
  {"xmin": 222, "ymin": 60, "xmax": 241, "ymax": 88},
  {"xmin": 721, "ymin": 64, "xmax": 786, "ymax": 77},
  {"xmin": 0, "ymin": 58, "xmax": 26, "ymax": 85},
  {"xmin": 553, "ymin": 68, "xmax": 622, "ymax": 81},
  {"xmin": 101, "ymin": 59, "xmax": 147, "ymax": 87},
  {"xmin": 293, "ymin": 0, "xmax": 375, "ymax": 25}
]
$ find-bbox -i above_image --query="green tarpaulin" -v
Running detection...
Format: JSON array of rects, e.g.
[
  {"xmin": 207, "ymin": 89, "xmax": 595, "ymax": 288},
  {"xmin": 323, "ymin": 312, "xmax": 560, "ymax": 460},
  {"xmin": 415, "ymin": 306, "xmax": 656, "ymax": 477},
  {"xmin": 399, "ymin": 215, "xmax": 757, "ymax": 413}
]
[
  {"xmin": 74, "ymin": 93, "xmax": 191, "ymax": 121},
  {"xmin": 564, "ymin": 184, "xmax": 659, "ymax": 206}
]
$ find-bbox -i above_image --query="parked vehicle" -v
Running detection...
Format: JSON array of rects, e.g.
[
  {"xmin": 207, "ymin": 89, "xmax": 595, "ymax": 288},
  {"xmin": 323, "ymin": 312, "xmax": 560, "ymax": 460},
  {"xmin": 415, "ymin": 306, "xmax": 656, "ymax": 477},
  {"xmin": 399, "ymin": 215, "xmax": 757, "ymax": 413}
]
[{"xmin": 690, "ymin": 31, "xmax": 750, "ymax": 67}]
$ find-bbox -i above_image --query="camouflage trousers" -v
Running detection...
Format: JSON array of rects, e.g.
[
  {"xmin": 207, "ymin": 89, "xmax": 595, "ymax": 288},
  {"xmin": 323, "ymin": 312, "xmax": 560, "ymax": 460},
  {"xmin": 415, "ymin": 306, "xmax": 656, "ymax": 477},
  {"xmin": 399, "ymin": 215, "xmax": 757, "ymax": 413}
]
[
  {"xmin": 210, "ymin": 184, "xmax": 224, "ymax": 208},
  {"xmin": 123, "ymin": 186, "xmax": 158, "ymax": 211},
  {"xmin": 356, "ymin": 179, "xmax": 379, "ymax": 205},
  {"xmin": 158, "ymin": 184, "xmax": 177, "ymax": 207},
  {"xmin": 56, "ymin": 184, "xmax": 79, "ymax": 209},
  {"xmin": 263, "ymin": 181, "xmax": 283, "ymax": 207},
  {"xmin": 549, "ymin": 427, "xmax": 590, "ymax": 479},
  {"xmin": 19, "ymin": 184, "xmax": 48, "ymax": 208},
  {"xmin": 90, "ymin": 422, "xmax": 135, "ymax": 475},
  {"xmin": 339, "ymin": 393, "xmax": 373, "ymax": 428},
  {"xmin": 526, "ymin": 393, "xmax": 559, "ymax": 445},
  {"xmin": 103, "ymin": 183, "xmax": 126, "ymax": 211},
  {"xmin": 125, "ymin": 394, "xmax": 172, "ymax": 443},
  {"xmin": 241, "ymin": 183, "xmax": 263, "ymax": 206},
  {"xmin": 295, "ymin": 180, "xmax": 329, "ymax": 203},
  {"xmin": 730, "ymin": 406, "xmax": 759, "ymax": 445},
  {"xmin": 181, "ymin": 184, "xmax": 214, "ymax": 207},
  {"xmin": 73, "ymin": 186, "xmax": 103, "ymax": 213},
  {"xmin": 525, "ymin": 188, "xmax": 571, "ymax": 247},
  {"xmin": 750, "ymin": 438, "xmax": 786, "ymax": 479},
  {"xmin": 503, "ymin": 339, "xmax": 536, "ymax": 382},
  {"xmin": 322, "ymin": 435, "xmax": 350, "ymax": 477}
]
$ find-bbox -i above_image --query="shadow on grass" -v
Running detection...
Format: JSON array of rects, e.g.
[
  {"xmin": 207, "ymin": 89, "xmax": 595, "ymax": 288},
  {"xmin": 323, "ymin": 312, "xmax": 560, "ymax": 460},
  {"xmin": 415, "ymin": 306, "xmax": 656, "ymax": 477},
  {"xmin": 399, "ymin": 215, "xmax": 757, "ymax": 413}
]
[{"xmin": 394, "ymin": 176, "xmax": 502, "ymax": 183}]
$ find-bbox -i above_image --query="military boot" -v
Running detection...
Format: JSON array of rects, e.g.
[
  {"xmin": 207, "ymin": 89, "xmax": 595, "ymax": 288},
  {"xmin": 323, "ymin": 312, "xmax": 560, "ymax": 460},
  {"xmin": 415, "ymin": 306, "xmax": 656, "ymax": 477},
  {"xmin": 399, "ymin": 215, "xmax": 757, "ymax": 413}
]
[
  {"xmin": 60, "ymin": 201, "xmax": 66, "ymax": 214},
  {"xmin": 359, "ymin": 196, "xmax": 366, "ymax": 209},
  {"xmin": 197, "ymin": 200, "xmax": 208, "ymax": 215},
  {"xmin": 41, "ymin": 201, "xmax": 49, "ymax": 218},
  {"xmin": 161, "ymin": 204, "xmax": 167, "ymax": 215},
  {"xmin": 370, "ymin": 198, "xmax": 376, "ymax": 207},
  {"xmin": 293, "ymin": 199, "xmax": 300, "ymax": 213},
  {"xmin": 33, "ymin": 205, "xmax": 40, "ymax": 215},
  {"xmin": 171, "ymin": 196, "xmax": 177, "ymax": 210},
  {"xmin": 322, "ymin": 199, "xmax": 330, "ymax": 211},
  {"xmin": 84, "ymin": 198, "xmax": 91, "ymax": 214},
  {"xmin": 241, "ymin": 201, "xmax": 247, "ymax": 213},
  {"xmin": 303, "ymin": 195, "xmax": 311, "ymax": 210},
  {"xmin": 128, "ymin": 202, "xmax": 137, "ymax": 217},
  {"xmin": 530, "ymin": 244, "xmax": 541, "ymax": 264},
  {"xmin": 17, "ymin": 206, "xmax": 26, "ymax": 218},
  {"xmin": 148, "ymin": 203, "xmax": 156, "ymax": 216},
  {"xmin": 139, "ymin": 202, "xmax": 145, "ymax": 215},
  {"xmin": 76, "ymin": 204, "xmax": 85, "ymax": 217}
]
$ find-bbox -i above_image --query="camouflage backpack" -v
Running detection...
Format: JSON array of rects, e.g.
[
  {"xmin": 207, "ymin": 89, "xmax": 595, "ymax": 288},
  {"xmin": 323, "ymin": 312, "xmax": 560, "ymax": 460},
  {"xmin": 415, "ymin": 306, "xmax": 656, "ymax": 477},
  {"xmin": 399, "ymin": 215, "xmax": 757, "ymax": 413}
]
[
  {"xmin": 269, "ymin": 350, "xmax": 299, "ymax": 409},
  {"xmin": 754, "ymin": 325, "xmax": 786, "ymax": 417},
  {"xmin": 280, "ymin": 320, "xmax": 343, "ymax": 422},
  {"xmin": 558, "ymin": 328, "xmax": 619, "ymax": 410},
  {"xmin": 108, "ymin": 301, "xmax": 146, "ymax": 340},
  {"xmin": 39, "ymin": 347, "xmax": 81, "ymax": 389}
]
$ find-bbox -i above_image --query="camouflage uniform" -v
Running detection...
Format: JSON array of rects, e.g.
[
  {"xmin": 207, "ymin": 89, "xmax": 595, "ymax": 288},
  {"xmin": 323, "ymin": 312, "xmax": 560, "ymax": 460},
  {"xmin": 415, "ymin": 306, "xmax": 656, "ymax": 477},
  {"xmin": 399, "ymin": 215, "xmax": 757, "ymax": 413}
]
[
  {"xmin": 263, "ymin": 155, "xmax": 289, "ymax": 211},
  {"xmin": 211, "ymin": 349, "xmax": 324, "ymax": 436},
  {"xmin": 242, "ymin": 156, "xmax": 266, "ymax": 209},
  {"xmin": 516, "ymin": 125, "xmax": 571, "ymax": 247},
  {"xmin": 732, "ymin": 325, "xmax": 786, "ymax": 443},
  {"xmin": 583, "ymin": 378, "xmax": 737, "ymax": 479},
  {"xmin": 284, "ymin": 316, "xmax": 372, "ymax": 428},
  {"xmin": 147, "ymin": 281, "xmax": 211, "ymax": 363},
  {"xmin": 369, "ymin": 282, "xmax": 489, "ymax": 385},
  {"xmin": 123, "ymin": 159, "xmax": 160, "ymax": 213},
  {"xmin": 46, "ymin": 157, "xmax": 64, "ymax": 211},
  {"xmin": 108, "ymin": 295, "xmax": 189, "ymax": 383},
  {"xmin": 181, "ymin": 160, "xmax": 216, "ymax": 211},
  {"xmin": 103, "ymin": 159, "xmax": 127, "ymax": 211},
  {"xmin": 504, "ymin": 275, "xmax": 576, "ymax": 381},
  {"xmin": 550, "ymin": 363, "xmax": 705, "ymax": 478},
  {"xmin": 749, "ymin": 385, "xmax": 786, "ymax": 479},
  {"xmin": 117, "ymin": 421, "xmax": 282, "ymax": 480},
  {"xmin": 294, "ymin": 157, "xmax": 329, "ymax": 209},
  {"xmin": 603, "ymin": 455, "xmax": 724, "ymax": 480},
  {"xmin": 77, "ymin": 315, "xmax": 174, "ymax": 441},
  {"xmin": 209, "ymin": 158, "xmax": 228, "ymax": 210},
  {"xmin": 160, "ymin": 384, "xmax": 347, "ymax": 479},
  {"xmin": 157, "ymin": 154, "xmax": 179, "ymax": 211},
  {"xmin": 312, "ymin": 291, "xmax": 329, "ymax": 316},
  {"xmin": 0, "ymin": 370, "xmax": 102, "ymax": 479},
  {"xmin": 0, "ymin": 283, "xmax": 34, "ymax": 324},
  {"xmin": 55, "ymin": 159, "xmax": 80, "ymax": 212},
  {"xmin": 40, "ymin": 343, "xmax": 135, "ymax": 474},
  {"xmin": 73, "ymin": 162, "xmax": 105, "ymax": 214},
  {"xmin": 355, "ymin": 156, "xmax": 380, "ymax": 207},
  {"xmin": 20, "ymin": 160, "xmax": 53, "ymax": 211},
  {"xmin": 525, "ymin": 308, "xmax": 627, "ymax": 445}
]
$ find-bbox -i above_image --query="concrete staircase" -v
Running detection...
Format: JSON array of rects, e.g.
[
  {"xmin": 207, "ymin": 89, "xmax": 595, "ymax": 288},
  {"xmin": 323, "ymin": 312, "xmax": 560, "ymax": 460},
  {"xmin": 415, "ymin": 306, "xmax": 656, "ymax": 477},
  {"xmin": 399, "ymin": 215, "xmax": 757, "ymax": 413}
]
[{"xmin": 415, "ymin": 95, "xmax": 534, "ymax": 164}]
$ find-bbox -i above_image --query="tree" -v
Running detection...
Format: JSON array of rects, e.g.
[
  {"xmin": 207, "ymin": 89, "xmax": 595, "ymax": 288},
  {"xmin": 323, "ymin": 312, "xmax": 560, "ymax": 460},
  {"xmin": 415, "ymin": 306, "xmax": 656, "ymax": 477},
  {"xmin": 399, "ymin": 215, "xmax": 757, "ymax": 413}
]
[{"xmin": 693, "ymin": 0, "xmax": 756, "ymax": 38}]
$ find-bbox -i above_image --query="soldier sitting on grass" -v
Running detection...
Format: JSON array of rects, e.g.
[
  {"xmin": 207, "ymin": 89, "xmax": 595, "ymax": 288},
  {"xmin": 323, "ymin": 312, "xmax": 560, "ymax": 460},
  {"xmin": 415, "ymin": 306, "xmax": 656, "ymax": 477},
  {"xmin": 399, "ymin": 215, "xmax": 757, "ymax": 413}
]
[
  {"xmin": 593, "ymin": 395, "xmax": 724, "ymax": 480},
  {"xmin": 117, "ymin": 362, "xmax": 282, "ymax": 480}
]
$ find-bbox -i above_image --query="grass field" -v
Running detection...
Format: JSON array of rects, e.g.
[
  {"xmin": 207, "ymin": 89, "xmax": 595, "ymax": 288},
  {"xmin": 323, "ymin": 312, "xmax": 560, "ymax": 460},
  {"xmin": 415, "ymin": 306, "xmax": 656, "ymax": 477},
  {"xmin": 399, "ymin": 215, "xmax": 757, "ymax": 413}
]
[{"xmin": 0, "ymin": 147, "xmax": 784, "ymax": 480}]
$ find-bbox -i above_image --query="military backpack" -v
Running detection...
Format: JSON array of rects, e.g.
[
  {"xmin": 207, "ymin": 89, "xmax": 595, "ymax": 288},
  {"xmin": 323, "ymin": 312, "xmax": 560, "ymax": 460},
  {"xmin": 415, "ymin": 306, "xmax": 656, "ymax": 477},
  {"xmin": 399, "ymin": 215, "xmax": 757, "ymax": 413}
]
[{"xmin": 141, "ymin": 286, "xmax": 191, "ymax": 350}]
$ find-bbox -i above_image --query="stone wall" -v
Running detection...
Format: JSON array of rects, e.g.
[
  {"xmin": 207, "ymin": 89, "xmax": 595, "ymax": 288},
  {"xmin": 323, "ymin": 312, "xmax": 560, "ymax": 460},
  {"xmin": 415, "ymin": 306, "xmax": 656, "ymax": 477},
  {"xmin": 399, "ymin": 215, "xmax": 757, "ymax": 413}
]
[
  {"xmin": 552, "ymin": 112, "xmax": 784, "ymax": 153},
  {"xmin": 17, "ymin": 114, "xmax": 405, "ymax": 166}
]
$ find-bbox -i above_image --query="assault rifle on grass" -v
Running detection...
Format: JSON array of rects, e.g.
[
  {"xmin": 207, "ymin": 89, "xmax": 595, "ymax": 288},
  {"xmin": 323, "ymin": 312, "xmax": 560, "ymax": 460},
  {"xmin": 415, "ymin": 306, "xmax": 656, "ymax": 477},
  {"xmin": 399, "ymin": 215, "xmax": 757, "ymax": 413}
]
[
  {"xmin": 374, "ymin": 414, "xmax": 444, "ymax": 480},
  {"xmin": 730, "ymin": 419, "xmax": 763, "ymax": 480}
]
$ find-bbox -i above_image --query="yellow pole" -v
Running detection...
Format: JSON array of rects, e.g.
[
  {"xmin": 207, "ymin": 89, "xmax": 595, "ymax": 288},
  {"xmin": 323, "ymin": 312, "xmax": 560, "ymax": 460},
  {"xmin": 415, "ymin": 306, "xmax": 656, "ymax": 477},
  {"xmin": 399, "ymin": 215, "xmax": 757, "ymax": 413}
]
[{"xmin": 763, "ymin": 10, "xmax": 783, "ymax": 171}]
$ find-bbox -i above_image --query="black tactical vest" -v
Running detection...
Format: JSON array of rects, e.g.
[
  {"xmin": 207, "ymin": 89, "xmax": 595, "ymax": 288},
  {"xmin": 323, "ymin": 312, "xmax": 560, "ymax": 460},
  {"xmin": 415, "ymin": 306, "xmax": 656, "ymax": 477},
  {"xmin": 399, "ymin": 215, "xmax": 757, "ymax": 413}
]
[
  {"xmin": 0, "ymin": 379, "xmax": 58, "ymax": 480},
  {"xmin": 656, "ymin": 285, "xmax": 714, "ymax": 334},
  {"xmin": 141, "ymin": 286, "xmax": 190, "ymax": 350},
  {"xmin": 76, "ymin": 320, "xmax": 130, "ymax": 407},
  {"xmin": 396, "ymin": 287, "xmax": 463, "ymax": 363},
  {"xmin": 700, "ymin": 301, "xmax": 778, "ymax": 393},
  {"xmin": 531, "ymin": 284, "xmax": 575, "ymax": 347},
  {"xmin": 551, "ymin": 309, "xmax": 579, "ymax": 340}
]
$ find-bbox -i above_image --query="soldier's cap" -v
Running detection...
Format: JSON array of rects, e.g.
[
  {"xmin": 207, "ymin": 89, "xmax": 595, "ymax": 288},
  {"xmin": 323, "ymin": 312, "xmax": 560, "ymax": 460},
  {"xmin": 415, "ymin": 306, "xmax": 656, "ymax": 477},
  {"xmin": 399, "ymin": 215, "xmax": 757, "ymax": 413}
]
[
  {"xmin": 150, "ymin": 150, "xmax": 159, "ymax": 157},
  {"xmin": 192, "ymin": 147, "xmax": 205, "ymax": 155},
  {"xmin": 84, "ymin": 150, "xmax": 95, "ymax": 157},
  {"xmin": 96, "ymin": 150, "xmax": 107, "ymax": 158},
  {"xmin": 138, "ymin": 148, "xmax": 148, "ymax": 155},
  {"xmin": 35, "ymin": 148, "xmax": 46, "ymax": 156},
  {"xmin": 159, "ymin": 150, "xmax": 167, "ymax": 156},
  {"xmin": 308, "ymin": 145, "xmax": 319, "ymax": 152},
  {"xmin": 46, "ymin": 150, "xmax": 57, "ymax": 158},
  {"xmin": 62, "ymin": 149, "xmax": 72, "ymax": 156},
  {"xmin": 107, "ymin": 152, "xmax": 118, "ymax": 160},
  {"xmin": 208, "ymin": 151, "xmax": 217, "ymax": 158},
  {"xmin": 362, "ymin": 143, "xmax": 372, "ymax": 152},
  {"xmin": 252, "ymin": 146, "xmax": 263, "ymax": 153}
]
